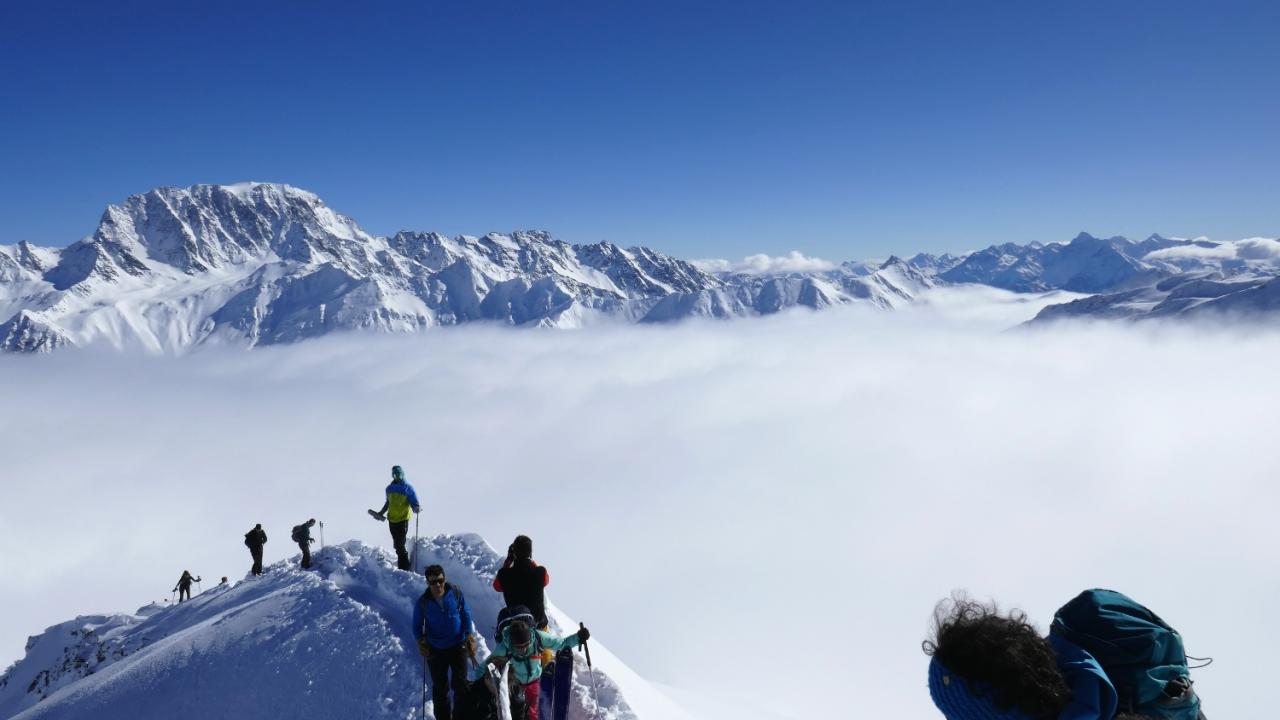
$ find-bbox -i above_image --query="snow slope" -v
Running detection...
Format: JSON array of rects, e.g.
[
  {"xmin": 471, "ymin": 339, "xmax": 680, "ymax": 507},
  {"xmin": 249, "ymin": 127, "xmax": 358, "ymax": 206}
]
[{"xmin": 0, "ymin": 535, "xmax": 684, "ymax": 720}]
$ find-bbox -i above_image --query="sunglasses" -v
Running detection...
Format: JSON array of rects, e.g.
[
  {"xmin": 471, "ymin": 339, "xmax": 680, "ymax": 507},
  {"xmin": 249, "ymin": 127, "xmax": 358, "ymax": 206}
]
[{"xmin": 428, "ymin": 578, "xmax": 446, "ymax": 586}]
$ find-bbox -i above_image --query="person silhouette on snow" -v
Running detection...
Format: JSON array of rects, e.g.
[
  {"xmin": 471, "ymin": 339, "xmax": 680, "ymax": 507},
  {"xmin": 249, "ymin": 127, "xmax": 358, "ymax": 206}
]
[
  {"xmin": 292, "ymin": 518, "xmax": 316, "ymax": 569},
  {"xmin": 244, "ymin": 523, "xmax": 267, "ymax": 576},
  {"xmin": 173, "ymin": 570, "xmax": 200, "ymax": 602},
  {"xmin": 476, "ymin": 614, "xmax": 589, "ymax": 720},
  {"xmin": 494, "ymin": 535, "xmax": 550, "ymax": 628},
  {"xmin": 372, "ymin": 465, "xmax": 420, "ymax": 571},
  {"xmin": 413, "ymin": 564, "xmax": 476, "ymax": 720}
]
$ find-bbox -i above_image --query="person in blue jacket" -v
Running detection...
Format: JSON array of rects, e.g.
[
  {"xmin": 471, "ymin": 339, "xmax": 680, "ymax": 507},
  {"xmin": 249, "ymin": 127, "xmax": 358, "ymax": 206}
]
[
  {"xmin": 413, "ymin": 564, "xmax": 476, "ymax": 720},
  {"xmin": 923, "ymin": 596, "xmax": 1119, "ymax": 720}
]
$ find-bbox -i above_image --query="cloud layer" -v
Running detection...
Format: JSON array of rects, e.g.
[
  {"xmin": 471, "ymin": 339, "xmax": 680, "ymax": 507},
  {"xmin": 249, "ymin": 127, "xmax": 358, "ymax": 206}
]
[
  {"xmin": 1146, "ymin": 236, "xmax": 1280, "ymax": 263},
  {"xmin": 0, "ymin": 297, "xmax": 1273, "ymax": 718},
  {"xmin": 692, "ymin": 251, "xmax": 838, "ymax": 274}
]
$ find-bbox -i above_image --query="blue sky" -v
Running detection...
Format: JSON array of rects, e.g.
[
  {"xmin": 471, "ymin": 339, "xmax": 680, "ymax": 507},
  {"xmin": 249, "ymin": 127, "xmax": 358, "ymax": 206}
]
[{"xmin": 2, "ymin": 1, "xmax": 1277, "ymax": 259}]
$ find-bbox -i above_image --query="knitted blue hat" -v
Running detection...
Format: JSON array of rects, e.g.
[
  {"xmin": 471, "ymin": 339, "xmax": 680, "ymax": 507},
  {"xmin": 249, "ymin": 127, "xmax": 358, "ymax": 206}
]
[{"xmin": 928, "ymin": 657, "xmax": 1033, "ymax": 720}]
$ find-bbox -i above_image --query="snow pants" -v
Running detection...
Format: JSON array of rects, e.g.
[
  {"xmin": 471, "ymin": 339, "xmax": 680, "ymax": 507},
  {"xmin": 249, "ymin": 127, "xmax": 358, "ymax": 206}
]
[
  {"xmin": 427, "ymin": 644, "xmax": 467, "ymax": 720},
  {"xmin": 389, "ymin": 519, "xmax": 410, "ymax": 570},
  {"xmin": 298, "ymin": 540, "xmax": 311, "ymax": 569},
  {"xmin": 249, "ymin": 546, "xmax": 264, "ymax": 575},
  {"xmin": 517, "ymin": 678, "xmax": 542, "ymax": 720},
  {"xmin": 178, "ymin": 584, "xmax": 191, "ymax": 602}
]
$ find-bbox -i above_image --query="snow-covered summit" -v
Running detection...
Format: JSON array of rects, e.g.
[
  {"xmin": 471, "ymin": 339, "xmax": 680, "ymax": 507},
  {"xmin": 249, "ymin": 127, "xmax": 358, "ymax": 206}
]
[
  {"xmin": 0, "ymin": 184, "xmax": 930, "ymax": 353},
  {"xmin": 0, "ymin": 534, "xmax": 680, "ymax": 720}
]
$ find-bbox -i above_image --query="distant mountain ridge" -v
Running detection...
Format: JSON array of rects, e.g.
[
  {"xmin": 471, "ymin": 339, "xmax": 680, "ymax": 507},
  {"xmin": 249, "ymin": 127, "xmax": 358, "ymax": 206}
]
[
  {"xmin": 2, "ymin": 183, "xmax": 1277, "ymax": 352},
  {"xmin": 0, "ymin": 183, "xmax": 932, "ymax": 352}
]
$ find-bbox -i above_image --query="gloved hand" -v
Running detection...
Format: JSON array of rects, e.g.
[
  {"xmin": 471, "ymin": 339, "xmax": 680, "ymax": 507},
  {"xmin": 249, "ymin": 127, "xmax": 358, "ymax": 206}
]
[
  {"xmin": 577, "ymin": 626, "xmax": 590, "ymax": 643},
  {"xmin": 417, "ymin": 639, "xmax": 431, "ymax": 658},
  {"xmin": 465, "ymin": 635, "xmax": 477, "ymax": 654}
]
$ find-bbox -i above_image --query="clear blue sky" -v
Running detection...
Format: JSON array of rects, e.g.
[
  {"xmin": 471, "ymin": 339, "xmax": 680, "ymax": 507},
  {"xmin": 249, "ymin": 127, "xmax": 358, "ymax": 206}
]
[{"xmin": 2, "ymin": 1, "xmax": 1278, "ymax": 259}]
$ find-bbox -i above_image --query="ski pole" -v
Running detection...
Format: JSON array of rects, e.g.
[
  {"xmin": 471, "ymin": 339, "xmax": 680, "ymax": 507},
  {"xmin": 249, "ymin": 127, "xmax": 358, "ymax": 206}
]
[
  {"xmin": 319, "ymin": 520, "xmax": 325, "ymax": 550},
  {"xmin": 421, "ymin": 650, "xmax": 428, "ymax": 720},
  {"xmin": 580, "ymin": 622, "xmax": 600, "ymax": 719}
]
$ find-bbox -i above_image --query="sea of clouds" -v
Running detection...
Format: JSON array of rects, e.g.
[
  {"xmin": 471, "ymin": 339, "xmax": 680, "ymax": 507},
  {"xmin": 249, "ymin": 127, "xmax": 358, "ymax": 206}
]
[{"xmin": 0, "ymin": 288, "xmax": 1274, "ymax": 718}]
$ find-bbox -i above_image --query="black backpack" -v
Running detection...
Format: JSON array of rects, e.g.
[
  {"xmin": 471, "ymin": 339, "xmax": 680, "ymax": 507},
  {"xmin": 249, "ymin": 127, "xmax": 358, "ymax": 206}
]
[
  {"xmin": 291, "ymin": 525, "xmax": 306, "ymax": 543},
  {"xmin": 495, "ymin": 605, "xmax": 537, "ymax": 643},
  {"xmin": 454, "ymin": 677, "xmax": 498, "ymax": 720}
]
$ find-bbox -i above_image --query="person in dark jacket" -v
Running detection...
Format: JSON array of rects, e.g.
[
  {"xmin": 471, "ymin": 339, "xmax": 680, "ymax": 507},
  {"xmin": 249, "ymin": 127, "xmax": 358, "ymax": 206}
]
[
  {"xmin": 173, "ymin": 570, "xmax": 200, "ymax": 602},
  {"xmin": 412, "ymin": 564, "xmax": 476, "ymax": 720},
  {"xmin": 923, "ymin": 595, "xmax": 1118, "ymax": 720},
  {"xmin": 493, "ymin": 535, "xmax": 550, "ymax": 628},
  {"xmin": 244, "ymin": 523, "xmax": 267, "ymax": 576},
  {"xmin": 292, "ymin": 519, "xmax": 316, "ymax": 569}
]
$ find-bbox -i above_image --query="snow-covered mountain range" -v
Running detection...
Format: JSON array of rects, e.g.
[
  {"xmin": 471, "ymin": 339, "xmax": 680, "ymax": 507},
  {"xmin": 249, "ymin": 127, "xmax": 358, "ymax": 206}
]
[
  {"xmin": 2, "ymin": 183, "xmax": 1277, "ymax": 352},
  {"xmin": 0, "ymin": 534, "xmax": 686, "ymax": 720}
]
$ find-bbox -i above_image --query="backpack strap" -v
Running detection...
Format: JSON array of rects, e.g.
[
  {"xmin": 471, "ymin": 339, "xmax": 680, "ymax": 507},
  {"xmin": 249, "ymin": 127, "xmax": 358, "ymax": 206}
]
[{"xmin": 417, "ymin": 592, "xmax": 432, "ymax": 637}]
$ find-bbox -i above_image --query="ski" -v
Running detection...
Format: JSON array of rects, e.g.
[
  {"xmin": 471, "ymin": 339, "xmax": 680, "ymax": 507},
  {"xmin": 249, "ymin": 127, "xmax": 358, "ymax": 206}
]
[
  {"xmin": 490, "ymin": 663, "xmax": 513, "ymax": 720},
  {"xmin": 552, "ymin": 646, "xmax": 573, "ymax": 720}
]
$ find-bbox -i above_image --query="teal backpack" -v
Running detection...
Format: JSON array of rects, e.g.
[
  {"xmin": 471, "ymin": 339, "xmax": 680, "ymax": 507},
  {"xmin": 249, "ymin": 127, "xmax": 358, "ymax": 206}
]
[{"xmin": 1050, "ymin": 589, "xmax": 1206, "ymax": 719}]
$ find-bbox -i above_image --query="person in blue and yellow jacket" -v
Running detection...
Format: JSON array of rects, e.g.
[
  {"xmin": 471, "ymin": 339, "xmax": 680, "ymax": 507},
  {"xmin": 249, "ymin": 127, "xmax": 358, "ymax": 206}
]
[{"xmin": 371, "ymin": 465, "xmax": 420, "ymax": 570}]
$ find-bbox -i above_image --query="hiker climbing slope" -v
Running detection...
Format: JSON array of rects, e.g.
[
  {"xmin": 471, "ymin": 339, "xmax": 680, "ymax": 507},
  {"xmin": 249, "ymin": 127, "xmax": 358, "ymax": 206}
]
[
  {"xmin": 479, "ymin": 610, "xmax": 589, "ymax": 720},
  {"xmin": 292, "ymin": 519, "xmax": 316, "ymax": 569},
  {"xmin": 173, "ymin": 570, "xmax": 199, "ymax": 602},
  {"xmin": 244, "ymin": 523, "xmax": 267, "ymax": 576},
  {"xmin": 370, "ymin": 465, "xmax": 421, "ymax": 571},
  {"xmin": 412, "ymin": 564, "xmax": 477, "ymax": 720},
  {"xmin": 494, "ymin": 534, "xmax": 567, "ymax": 719}
]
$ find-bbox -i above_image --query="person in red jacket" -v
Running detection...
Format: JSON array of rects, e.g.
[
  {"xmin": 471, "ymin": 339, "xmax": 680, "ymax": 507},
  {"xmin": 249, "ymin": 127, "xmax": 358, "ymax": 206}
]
[{"xmin": 493, "ymin": 535, "xmax": 550, "ymax": 628}]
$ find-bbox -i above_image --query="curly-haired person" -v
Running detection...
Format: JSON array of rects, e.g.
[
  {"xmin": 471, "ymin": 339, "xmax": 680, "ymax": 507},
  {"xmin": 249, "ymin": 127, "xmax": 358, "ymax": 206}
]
[{"xmin": 923, "ymin": 595, "xmax": 1118, "ymax": 720}]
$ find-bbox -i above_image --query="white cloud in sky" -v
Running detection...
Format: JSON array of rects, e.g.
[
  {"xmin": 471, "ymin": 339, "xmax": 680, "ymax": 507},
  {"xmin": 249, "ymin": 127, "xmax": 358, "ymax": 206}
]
[
  {"xmin": 1146, "ymin": 236, "xmax": 1280, "ymax": 263},
  {"xmin": 0, "ymin": 297, "xmax": 1274, "ymax": 718},
  {"xmin": 692, "ymin": 250, "xmax": 838, "ymax": 274},
  {"xmin": 1235, "ymin": 237, "xmax": 1280, "ymax": 261}
]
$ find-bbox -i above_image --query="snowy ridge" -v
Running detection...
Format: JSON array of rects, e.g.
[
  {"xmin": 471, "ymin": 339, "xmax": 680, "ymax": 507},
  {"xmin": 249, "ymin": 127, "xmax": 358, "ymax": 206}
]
[
  {"xmin": 1027, "ymin": 271, "xmax": 1280, "ymax": 324},
  {"xmin": 0, "ymin": 535, "xmax": 680, "ymax": 720}
]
